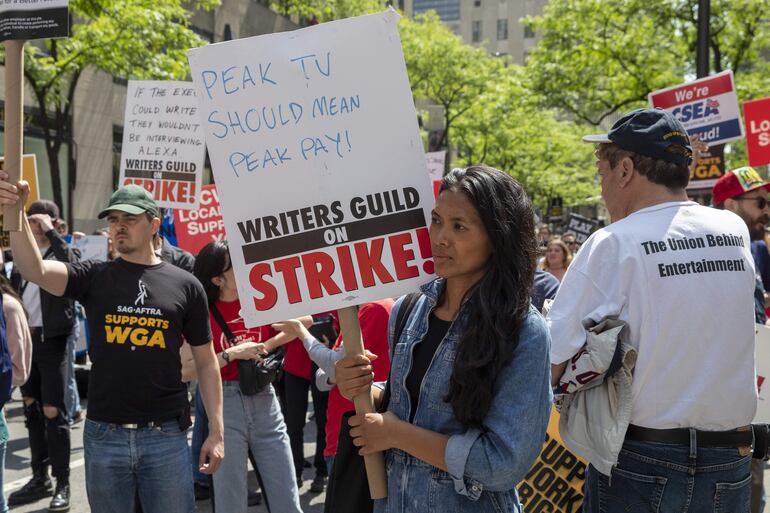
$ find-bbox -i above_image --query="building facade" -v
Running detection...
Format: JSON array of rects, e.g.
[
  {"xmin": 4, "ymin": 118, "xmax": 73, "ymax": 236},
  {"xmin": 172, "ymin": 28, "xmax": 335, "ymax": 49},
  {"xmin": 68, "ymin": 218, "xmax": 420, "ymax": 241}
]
[{"xmin": 403, "ymin": 0, "xmax": 547, "ymax": 64}]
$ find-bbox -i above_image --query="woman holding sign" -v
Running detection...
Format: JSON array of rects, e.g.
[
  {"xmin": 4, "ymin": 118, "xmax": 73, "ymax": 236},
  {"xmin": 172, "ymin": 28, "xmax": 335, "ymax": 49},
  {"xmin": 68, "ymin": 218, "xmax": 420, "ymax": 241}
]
[
  {"xmin": 187, "ymin": 241, "xmax": 304, "ymax": 513},
  {"xmin": 336, "ymin": 166, "xmax": 552, "ymax": 512}
]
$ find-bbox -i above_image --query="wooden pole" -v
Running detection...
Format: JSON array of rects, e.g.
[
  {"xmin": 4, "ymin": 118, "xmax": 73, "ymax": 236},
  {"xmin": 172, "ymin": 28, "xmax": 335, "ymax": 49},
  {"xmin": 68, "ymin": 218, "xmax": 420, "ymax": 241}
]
[
  {"xmin": 338, "ymin": 306, "xmax": 388, "ymax": 499},
  {"xmin": 3, "ymin": 40, "xmax": 25, "ymax": 231}
]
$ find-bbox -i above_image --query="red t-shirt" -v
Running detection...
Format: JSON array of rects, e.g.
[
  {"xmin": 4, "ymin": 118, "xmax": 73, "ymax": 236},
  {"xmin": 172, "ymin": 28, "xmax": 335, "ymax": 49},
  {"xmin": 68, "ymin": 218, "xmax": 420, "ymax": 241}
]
[
  {"xmin": 283, "ymin": 310, "xmax": 340, "ymax": 380},
  {"xmin": 325, "ymin": 299, "xmax": 393, "ymax": 457},
  {"xmin": 209, "ymin": 299, "xmax": 277, "ymax": 382}
]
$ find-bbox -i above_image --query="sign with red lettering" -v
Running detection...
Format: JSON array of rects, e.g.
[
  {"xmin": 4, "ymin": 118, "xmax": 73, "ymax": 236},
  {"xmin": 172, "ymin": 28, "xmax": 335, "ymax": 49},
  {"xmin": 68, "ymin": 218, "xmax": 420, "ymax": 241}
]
[
  {"xmin": 174, "ymin": 184, "xmax": 225, "ymax": 255},
  {"xmin": 649, "ymin": 71, "xmax": 743, "ymax": 145},
  {"xmin": 755, "ymin": 325, "xmax": 770, "ymax": 423},
  {"xmin": 744, "ymin": 97, "xmax": 770, "ymax": 168},
  {"xmin": 188, "ymin": 11, "xmax": 435, "ymax": 327},
  {"xmin": 518, "ymin": 407, "xmax": 586, "ymax": 513},
  {"xmin": 119, "ymin": 80, "xmax": 206, "ymax": 210}
]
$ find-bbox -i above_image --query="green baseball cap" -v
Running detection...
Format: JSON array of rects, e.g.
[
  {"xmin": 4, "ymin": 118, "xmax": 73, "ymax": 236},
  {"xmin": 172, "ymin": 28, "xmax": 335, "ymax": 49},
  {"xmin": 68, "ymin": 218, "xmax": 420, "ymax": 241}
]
[{"xmin": 98, "ymin": 185, "xmax": 160, "ymax": 219}]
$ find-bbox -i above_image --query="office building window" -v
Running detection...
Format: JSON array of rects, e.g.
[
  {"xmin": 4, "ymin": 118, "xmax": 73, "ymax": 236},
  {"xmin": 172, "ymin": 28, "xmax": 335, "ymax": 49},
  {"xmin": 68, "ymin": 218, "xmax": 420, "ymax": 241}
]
[
  {"xmin": 472, "ymin": 20, "xmax": 482, "ymax": 42},
  {"xmin": 497, "ymin": 19, "xmax": 508, "ymax": 40},
  {"xmin": 413, "ymin": 0, "xmax": 461, "ymax": 22},
  {"xmin": 474, "ymin": 0, "xmax": 481, "ymax": 6},
  {"xmin": 524, "ymin": 25, "xmax": 535, "ymax": 39}
]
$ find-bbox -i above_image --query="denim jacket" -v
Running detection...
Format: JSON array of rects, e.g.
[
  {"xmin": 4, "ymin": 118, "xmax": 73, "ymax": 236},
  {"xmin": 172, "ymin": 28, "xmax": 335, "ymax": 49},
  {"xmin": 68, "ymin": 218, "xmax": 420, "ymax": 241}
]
[{"xmin": 376, "ymin": 279, "xmax": 552, "ymax": 513}]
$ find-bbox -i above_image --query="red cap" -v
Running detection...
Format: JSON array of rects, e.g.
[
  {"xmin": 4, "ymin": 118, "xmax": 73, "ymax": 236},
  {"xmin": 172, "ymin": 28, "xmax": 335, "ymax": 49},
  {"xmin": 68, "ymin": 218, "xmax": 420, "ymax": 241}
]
[{"xmin": 712, "ymin": 166, "xmax": 770, "ymax": 206}]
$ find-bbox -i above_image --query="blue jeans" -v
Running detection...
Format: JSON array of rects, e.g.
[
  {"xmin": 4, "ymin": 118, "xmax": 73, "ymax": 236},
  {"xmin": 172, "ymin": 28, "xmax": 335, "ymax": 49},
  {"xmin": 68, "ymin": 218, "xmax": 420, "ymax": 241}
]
[
  {"xmin": 0, "ymin": 439, "xmax": 7, "ymax": 513},
  {"xmin": 584, "ymin": 438, "xmax": 752, "ymax": 513},
  {"xmin": 84, "ymin": 419, "xmax": 194, "ymax": 513},
  {"xmin": 190, "ymin": 385, "xmax": 209, "ymax": 485},
  {"xmin": 213, "ymin": 382, "xmax": 301, "ymax": 513},
  {"xmin": 64, "ymin": 317, "xmax": 81, "ymax": 421}
]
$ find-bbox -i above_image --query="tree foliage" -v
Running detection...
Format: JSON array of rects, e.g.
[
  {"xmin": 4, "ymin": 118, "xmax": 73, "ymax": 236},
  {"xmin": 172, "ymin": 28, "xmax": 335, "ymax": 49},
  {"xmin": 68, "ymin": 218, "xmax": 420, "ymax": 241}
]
[
  {"xmin": 2, "ymin": 0, "xmax": 219, "ymax": 213},
  {"xmin": 269, "ymin": 0, "xmax": 386, "ymax": 23},
  {"xmin": 400, "ymin": 13, "xmax": 598, "ymax": 207},
  {"xmin": 525, "ymin": 0, "xmax": 770, "ymax": 126}
]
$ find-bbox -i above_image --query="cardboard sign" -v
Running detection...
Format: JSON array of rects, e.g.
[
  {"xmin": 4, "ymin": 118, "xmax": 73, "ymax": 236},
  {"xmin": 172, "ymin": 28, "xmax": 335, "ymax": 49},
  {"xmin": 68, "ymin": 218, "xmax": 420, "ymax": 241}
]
[
  {"xmin": 565, "ymin": 213, "xmax": 600, "ymax": 246},
  {"xmin": 425, "ymin": 151, "xmax": 445, "ymax": 198},
  {"xmin": 688, "ymin": 143, "xmax": 725, "ymax": 190},
  {"xmin": 518, "ymin": 407, "xmax": 586, "ymax": 513},
  {"xmin": 755, "ymin": 324, "xmax": 770, "ymax": 423},
  {"xmin": 649, "ymin": 71, "xmax": 743, "ymax": 145},
  {"xmin": 188, "ymin": 10, "xmax": 435, "ymax": 327},
  {"xmin": 74, "ymin": 235, "xmax": 109, "ymax": 262},
  {"xmin": 744, "ymin": 97, "xmax": 770, "ymax": 168},
  {"xmin": 0, "ymin": 154, "xmax": 39, "ymax": 211},
  {"xmin": 174, "ymin": 184, "xmax": 225, "ymax": 255},
  {"xmin": 0, "ymin": 0, "xmax": 69, "ymax": 42},
  {"xmin": 119, "ymin": 80, "xmax": 206, "ymax": 210},
  {"xmin": 0, "ymin": 154, "xmax": 40, "ymax": 248}
]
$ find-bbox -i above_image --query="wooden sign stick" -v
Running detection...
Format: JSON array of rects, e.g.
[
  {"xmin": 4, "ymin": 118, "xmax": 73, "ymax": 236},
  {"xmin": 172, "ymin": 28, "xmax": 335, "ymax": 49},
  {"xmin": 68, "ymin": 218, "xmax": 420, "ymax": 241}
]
[
  {"xmin": 338, "ymin": 305, "xmax": 388, "ymax": 499},
  {"xmin": 3, "ymin": 39, "xmax": 25, "ymax": 231}
]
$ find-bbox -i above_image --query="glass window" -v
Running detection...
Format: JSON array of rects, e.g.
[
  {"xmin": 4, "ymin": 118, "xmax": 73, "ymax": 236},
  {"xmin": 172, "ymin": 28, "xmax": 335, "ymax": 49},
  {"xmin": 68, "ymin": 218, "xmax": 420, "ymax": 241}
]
[
  {"xmin": 524, "ymin": 25, "xmax": 535, "ymax": 39},
  {"xmin": 472, "ymin": 20, "xmax": 482, "ymax": 42},
  {"xmin": 497, "ymin": 19, "xmax": 508, "ymax": 40},
  {"xmin": 413, "ymin": 0, "xmax": 461, "ymax": 22}
]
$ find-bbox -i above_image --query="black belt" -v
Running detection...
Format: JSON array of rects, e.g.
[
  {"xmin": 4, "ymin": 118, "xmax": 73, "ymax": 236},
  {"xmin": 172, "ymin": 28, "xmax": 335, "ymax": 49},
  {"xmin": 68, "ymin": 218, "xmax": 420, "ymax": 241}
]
[{"xmin": 626, "ymin": 424, "xmax": 753, "ymax": 448}]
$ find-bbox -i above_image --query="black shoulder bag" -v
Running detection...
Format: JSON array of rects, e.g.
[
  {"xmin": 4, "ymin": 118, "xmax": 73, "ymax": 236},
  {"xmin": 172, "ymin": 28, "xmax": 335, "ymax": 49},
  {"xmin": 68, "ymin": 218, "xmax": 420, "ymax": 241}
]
[
  {"xmin": 210, "ymin": 304, "xmax": 285, "ymax": 396},
  {"xmin": 324, "ymin": 293, "xmax": 421, "ymax": 513}
]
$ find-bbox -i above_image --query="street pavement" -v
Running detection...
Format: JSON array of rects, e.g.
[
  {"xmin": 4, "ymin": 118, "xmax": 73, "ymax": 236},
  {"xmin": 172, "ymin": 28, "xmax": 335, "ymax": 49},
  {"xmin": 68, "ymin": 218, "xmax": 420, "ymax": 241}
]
[{"xmin": 2, "ymin": 390, "xmax": 325, "ymax": 513}]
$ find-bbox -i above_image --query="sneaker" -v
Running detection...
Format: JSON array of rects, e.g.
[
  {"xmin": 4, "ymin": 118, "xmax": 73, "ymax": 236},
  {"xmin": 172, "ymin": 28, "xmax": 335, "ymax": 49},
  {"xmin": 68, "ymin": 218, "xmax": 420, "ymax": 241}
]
[
  {"xmin": 48, "ymin": 481, "xmax": 70, "ymax": 512},
  {"xmin": 194, "ymin": 481, "xmax": 211, "ymax": 501},
  {"xmin": 8, "ymin": 472, "xmax": 53, "ymax": 506},
  {"xmin": 309, "ymin": 474, "xmax": 326, "ymax": 493},
  {"xmin": 247, "ymin": 490, "xmax": 262, "ymax": 506}
]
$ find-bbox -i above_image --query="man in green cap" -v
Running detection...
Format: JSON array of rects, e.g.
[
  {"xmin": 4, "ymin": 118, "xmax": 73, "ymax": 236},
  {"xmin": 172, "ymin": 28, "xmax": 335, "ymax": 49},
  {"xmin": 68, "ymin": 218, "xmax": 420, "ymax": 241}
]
[{"xmin": 0, "ymin": 179, "xmax": 224, "ymax": 513}]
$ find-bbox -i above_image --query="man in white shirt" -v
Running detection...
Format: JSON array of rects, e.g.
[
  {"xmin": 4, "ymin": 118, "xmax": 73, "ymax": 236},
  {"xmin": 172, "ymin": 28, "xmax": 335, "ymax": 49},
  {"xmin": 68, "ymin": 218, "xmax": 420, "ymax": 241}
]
[{"xmin": 549, "ymin": 108, "xmax": 757, "ymax": 513}]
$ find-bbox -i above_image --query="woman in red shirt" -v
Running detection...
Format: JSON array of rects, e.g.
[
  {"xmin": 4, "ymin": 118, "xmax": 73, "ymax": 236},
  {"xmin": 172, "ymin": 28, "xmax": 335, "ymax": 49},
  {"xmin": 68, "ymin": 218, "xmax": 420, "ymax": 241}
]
[{"xmin": 190, "ymin": 241, "xmax": 307, "ymax": 513}]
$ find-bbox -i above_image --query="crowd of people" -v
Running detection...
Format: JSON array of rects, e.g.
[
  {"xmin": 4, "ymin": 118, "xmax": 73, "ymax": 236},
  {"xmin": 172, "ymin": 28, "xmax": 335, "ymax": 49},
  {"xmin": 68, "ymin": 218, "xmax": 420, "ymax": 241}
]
[{"xmin": 0, "ymin": 106, "xmax": 764, "ymax": 513}]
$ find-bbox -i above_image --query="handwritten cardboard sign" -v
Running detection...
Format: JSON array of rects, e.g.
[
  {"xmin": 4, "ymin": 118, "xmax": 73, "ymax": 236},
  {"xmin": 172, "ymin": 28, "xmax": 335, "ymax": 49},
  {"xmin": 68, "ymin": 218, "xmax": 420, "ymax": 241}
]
[
  {"xmin": 119, "ymin": 80, "xmax": 206, "ymax": 210},
  {"xmin": 188, "ymin": 10, "xmax": 435, "ymax": 327}
]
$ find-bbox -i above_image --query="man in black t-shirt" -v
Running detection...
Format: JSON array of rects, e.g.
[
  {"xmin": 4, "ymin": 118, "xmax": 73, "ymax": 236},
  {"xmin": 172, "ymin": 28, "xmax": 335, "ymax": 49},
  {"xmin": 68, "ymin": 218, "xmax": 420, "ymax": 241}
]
[{"xmin": 0, "ymin": 180, "xmax": 224, "ymax": 513}]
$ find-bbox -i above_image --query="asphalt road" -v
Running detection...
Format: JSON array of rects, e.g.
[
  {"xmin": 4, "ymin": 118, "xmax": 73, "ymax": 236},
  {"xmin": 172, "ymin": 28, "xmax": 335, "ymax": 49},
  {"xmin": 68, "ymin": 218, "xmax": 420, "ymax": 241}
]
[{"xmin": 2, "ymin": 390, "xmax": 325, "ymax": 513}]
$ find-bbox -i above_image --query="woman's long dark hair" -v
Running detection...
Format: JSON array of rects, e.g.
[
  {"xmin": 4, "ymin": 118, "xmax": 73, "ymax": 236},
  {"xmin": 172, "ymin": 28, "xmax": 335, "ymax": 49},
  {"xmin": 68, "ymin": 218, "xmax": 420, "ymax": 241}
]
[
  {"xmin": 193, "ymin": 241, "xmax": 232, "ymax": 306},
  {"xmin": 440, "ymin": 166, "xmax": 537, "ymax": 428}
]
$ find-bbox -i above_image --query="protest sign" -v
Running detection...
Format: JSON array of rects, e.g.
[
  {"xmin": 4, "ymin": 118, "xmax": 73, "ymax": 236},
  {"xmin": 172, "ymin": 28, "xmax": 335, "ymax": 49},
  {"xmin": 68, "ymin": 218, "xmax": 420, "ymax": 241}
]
[
  {"xmin": 649, "ymin": 71, "xmax": 743, "ymax": 145},
  {"xmin": 0, "ymin": 0, "xmax": 69, "ymax": 42},
  {"xmin": 119, "ymin": 80, "xmax": 206, "ymax": 210},
  {"xmin": 0, "ymin": 154, "xmax": 40, "ymax": 248},
  {"xmin": 74, "ymin": 235, "xmax": 109, "ymax": 262},
  {"xmin": 755, "ymin": 325, "xmax": 770, "ymax": 423},
  {"xmin": 188, "ymin": 10, "xmax": 435, "ymax": 328},
  {"xmin": 688, "ymin": 144, "xmax": 725, "ymax": 190},
  {"xmin": 518, "ymin": 407, "xmax": 586, "ymax": 513},
  {"xmin": 0, "ymin": 154, "xmax": 39, "ymax": 211},
  {"xmin": 565, "ymin": 213, "xmax": 599, "ymax": 246},
  {"xmin": 744, "ymin": 97, "xmax": 770, "ymax": 168},
  {"xmin": 425, "ymin": 150, "xmax": 445, "ymax": 198},
  {"xmin": 174, "ymin": 184, "xmax": 225, "ymax": 255}
]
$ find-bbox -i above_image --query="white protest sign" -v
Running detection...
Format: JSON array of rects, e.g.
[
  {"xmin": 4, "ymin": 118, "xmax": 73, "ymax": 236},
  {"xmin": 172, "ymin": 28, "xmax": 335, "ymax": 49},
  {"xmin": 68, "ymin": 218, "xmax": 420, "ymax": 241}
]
[
  {"xmin": 755, "ymin": 324, "xmax": 770, "ymax": 423},
  {"xmin": 425, "ymin": 151, "xmax": 445, "ymax": 182},
  {"xmin": 74, "ymin": 235, "xmax": 109, "ymax": 262},
  {"xmin": 119, "ymin": 80, "xmax": 206, "ymax": 210},
  {"xmin": 188, "ymin": 10, "xmax": 435, "ymax": 327}
]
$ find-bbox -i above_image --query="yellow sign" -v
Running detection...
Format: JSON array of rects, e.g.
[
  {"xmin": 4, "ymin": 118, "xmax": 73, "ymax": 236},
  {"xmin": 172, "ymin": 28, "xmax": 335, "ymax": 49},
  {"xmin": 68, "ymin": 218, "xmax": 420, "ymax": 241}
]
[
  {"xmin": 0, "ymin": 154, "xmax": 40, "ymax": 210},
  {"xmin": 517, "ymin": 407, "xmax": 586, "ymax": 513},
  {"xmin": 0, "ymin": 154, "xmax": 41, "ymax": 248}
]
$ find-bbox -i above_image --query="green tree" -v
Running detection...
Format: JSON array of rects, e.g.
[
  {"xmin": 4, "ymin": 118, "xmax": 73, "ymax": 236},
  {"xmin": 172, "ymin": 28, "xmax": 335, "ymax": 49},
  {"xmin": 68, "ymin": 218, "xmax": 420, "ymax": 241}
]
[
  {"xmin": 2, "ymin": 0, "xmax": 219, "ymax": 212},
  {"xmin": 525, "ymin": 0, "xmax": 770, "ymax": 126},
  {"xmin": 269, "ymin": 0, "xmax": 386, "ymax": 23}
]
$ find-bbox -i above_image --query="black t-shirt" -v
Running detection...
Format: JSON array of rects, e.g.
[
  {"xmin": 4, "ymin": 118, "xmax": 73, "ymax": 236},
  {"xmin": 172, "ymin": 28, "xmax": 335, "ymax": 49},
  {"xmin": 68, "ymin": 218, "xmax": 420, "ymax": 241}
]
[
  {"xmin": 406, "ymin": 313, "xmax": 451, "ymax": 422},
  {"xmin": 64, "ymin": 258, "xmax": 212, "ymax": 424}
]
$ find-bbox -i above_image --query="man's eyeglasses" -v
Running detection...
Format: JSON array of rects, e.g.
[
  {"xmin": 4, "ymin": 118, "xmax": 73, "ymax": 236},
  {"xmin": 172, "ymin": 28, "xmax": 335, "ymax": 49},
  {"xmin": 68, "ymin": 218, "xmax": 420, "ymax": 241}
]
[{"xmin": 735, "ymin": 197, "xmax": 770, "ymax": 210}]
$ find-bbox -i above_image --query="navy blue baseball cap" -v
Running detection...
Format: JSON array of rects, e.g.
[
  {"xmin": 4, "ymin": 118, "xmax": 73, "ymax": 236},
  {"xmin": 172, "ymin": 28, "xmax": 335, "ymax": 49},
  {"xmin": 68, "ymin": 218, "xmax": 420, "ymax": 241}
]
[{"xmin": 583, "ymin": 108, "xmax": 693, "ymax": 166}]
